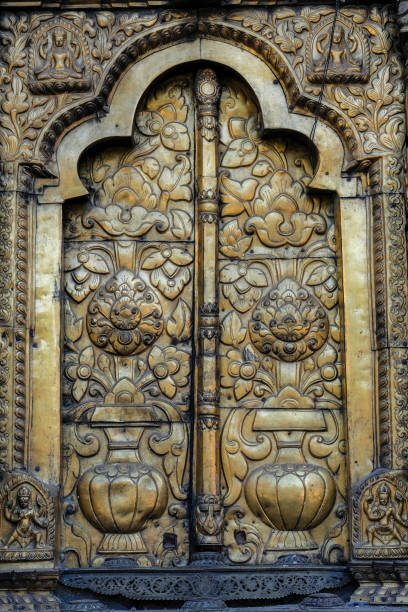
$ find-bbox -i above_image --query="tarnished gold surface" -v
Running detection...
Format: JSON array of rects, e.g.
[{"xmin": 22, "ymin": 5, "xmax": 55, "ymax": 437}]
[
  {"xmin": 0, "ymin": 4, "xmax": 407, "ymax": 606},
  {"xmin": 218, "ymin": 79, "xmax": 347, "ymax": 563}
]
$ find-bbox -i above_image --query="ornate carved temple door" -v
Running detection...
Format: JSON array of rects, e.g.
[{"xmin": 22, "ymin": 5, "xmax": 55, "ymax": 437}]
[{"xmin": 61, "ymin": 66, "xmax": 347, "ymax": 569}]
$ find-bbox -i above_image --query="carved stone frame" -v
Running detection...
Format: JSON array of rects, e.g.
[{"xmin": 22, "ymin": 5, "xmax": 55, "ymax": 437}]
[{"xmin": 0, "ymin": 7, "xmax": 407, "ymax": 607}]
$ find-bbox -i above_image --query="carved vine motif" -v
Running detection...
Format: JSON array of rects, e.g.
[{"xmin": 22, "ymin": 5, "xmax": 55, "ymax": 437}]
[
  {"xmin": 0, "ymin": 472, "xmax": 55, "ymax": 561},
  {"xmin": 62, "ymin": 74, "xmax": 195, "ymax": 568},
  {"xmin": 208, "ymin": 6, "xmax": 405, "ymax": 158},
  {"xmin": 218, "ymin": 81, "xmax": 346, "ymax": 563}
]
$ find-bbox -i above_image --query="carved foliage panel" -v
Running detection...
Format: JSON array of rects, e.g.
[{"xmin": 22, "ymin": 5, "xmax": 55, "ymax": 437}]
[
  {"xmin": 61, "ymin": 75, "xmax": 194, "ymax": 568},
  {"xmin": 218, "ymin": 80, "xmax": 347, "ymax": 565}
]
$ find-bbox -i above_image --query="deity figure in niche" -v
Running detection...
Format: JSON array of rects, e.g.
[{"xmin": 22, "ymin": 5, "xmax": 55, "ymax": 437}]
[
  {"xmin": 3, "ymin": 485, "xmax": 48, "ymax": 549},
  {"xmin": 35, "ymin": 26, "xmax": 84, "ymax": 81},
  {"xmin": 315, "ymin": 25, "xmax": 361, "ymax": 73},
  {"xmin": 363, "ymin": 482, "xmax": 408, "ymax": 546}
]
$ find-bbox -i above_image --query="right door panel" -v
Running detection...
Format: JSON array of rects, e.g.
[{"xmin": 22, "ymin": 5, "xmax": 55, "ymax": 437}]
[{"xmin": 217, "ymin": 77, "xmax": 348, "ymax": 565}]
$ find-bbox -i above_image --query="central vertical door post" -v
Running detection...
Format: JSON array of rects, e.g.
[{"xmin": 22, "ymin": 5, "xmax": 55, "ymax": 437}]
[{"xmin": 194, "ymin": 68, "xmax": 223, "ymax": 552}]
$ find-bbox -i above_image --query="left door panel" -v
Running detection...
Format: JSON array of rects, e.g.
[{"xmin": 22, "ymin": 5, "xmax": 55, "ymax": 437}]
[{"xmin": 61, "ymin": 74, "xmax": 195, "ymax": 568}]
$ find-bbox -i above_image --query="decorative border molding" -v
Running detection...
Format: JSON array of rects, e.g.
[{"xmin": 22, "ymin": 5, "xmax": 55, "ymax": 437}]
[{"xmin": 61, "ymin": 566, "xmax": 349, "ymax": 601}]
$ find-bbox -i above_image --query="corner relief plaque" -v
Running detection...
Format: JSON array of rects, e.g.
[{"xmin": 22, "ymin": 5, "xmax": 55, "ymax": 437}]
[
  {"xmin": 0, "ymin": 472, "xmax": 55, "ymax": 562},
  {"xmin": 28, "ymin": 18, "xmax": 91, "ymax": 94},
  {"xmin": 306, "ymin": 15, "xmax": 370, "ymax": 84},
  {"xmin": 353, "ymin": 471, "xmax": 408, "ymax": 559}
]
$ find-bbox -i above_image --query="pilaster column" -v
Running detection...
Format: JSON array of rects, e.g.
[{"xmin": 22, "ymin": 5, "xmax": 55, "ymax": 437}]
[{"xmin": 194, "ymin": 68, "xmax": 223, "ymax": 550}]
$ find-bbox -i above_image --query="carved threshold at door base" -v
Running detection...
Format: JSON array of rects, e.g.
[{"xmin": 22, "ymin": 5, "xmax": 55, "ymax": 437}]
[{"xmin": 60, "ymin": 565, "xmax": 350, "ymax": 602}]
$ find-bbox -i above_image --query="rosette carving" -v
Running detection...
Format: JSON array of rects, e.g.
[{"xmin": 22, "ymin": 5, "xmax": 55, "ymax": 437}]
[
  {"xmin": 86, "ymin": 269, "xmax": 164, "ymax": 356},
  {"xmin": 249, "ymin": 278, "xmax": 329, "ymax": 362}
]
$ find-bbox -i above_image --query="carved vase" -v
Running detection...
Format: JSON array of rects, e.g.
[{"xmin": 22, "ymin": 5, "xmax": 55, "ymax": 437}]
[
  {"xmin": 78, "ymin": 423, "xmax": 168, "ymax": 554},
  {"xmin": 245, "ymin": 408, "xmax": 336, "ymax": 550}
]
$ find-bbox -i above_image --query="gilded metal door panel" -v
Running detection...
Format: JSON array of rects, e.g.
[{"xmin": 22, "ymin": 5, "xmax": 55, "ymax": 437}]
[
  {"xmin": 61, "ymin": 68, "xmax": 348, "ymax": 569},
  {"xmin": 61, "ymin": 74, "xmax": 195, "ymax": 568},
  {"xmin": 217, "ymin": 78, "xmax": 348, "ymax": 565}
]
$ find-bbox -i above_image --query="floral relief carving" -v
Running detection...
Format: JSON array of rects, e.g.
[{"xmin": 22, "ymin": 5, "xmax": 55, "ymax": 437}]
[
  {"xmin": 60, "ymin": 74, "xmax": 197, "ymax": 568},
  {"xmin": 249, "ymin": 278, "xmax": 329, "ymax": 362},
  {"xmin": 64, "ymin": 78, "xmax": 194, "ymax": 243},
  {"xmin": 220, "ymin": 262, "xmax": 268, "ymax": 314},
  {"xmin": 65, "ymin": 247, "xmax": 110, "ymax": 303},
  {"xmin": 217, "ymin": 80, "xmax": 346, "ymax": 563},
  {"xmin": 142, "ymin": 246, "xmax": 193, "ymax": 301},
  {"xmin": 245, "ymin": 171, "xmax": 326, "ymax": 248},
  {"xmin": 86, "ymin": 269, "xmax": 164, "ymax": 357}
]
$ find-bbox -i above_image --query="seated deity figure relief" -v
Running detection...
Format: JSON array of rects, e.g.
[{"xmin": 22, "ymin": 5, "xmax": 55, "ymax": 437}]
[
  {"xmin": 3, "ymin": 484, "xmax": 49, "ymax": 549},
  {"xmin": 307, "ymin": 19, "xmax": 368, "ymax": 83},
  {"xmin": 28, "ymin": 20, "xmax": 90, "ymax": 93},
  {"xmin": 35, "ymin": 27, "xmax": 84, "ymax": 81},
  {"xmin": 315, "ymin": 25, "xmax": 361, "ymax": 73},
  {"xmin": 363, "ymin": 482, "xmax": 408, "ymax": 546}
]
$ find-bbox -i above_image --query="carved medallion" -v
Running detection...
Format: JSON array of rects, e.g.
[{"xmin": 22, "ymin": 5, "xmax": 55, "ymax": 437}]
[
  {"xmin": 249, "ymin": 278, "xmax": 329, "ymax": 362},
  {"xmin": 28, "ymin": 18, "xmax": 91, "ymax": 94},
  {"xmin": 86, "ymin": 269, "xmax": 164, "ymax": 356}
]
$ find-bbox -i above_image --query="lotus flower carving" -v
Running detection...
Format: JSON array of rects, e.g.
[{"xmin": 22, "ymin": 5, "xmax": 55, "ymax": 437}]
[
  {"xmin": 87, "ymin": 269, "xmax": 164, "ymax": 356},
  {"xmin": 84, "ymin": 166, "xmax": 168, "ymax": 237},
  {"xmin": 245, "ymin": 170, "xmax": 326, "ymax": 247},
  {"xmin": 249, "ymin": 278, "xmax": 329, "ymax": 362}
]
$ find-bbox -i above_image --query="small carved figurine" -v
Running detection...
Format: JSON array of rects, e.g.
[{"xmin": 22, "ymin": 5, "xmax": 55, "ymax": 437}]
[
  {"xmin": 315, "ymin": 25, "xmax": 361, "ymax": 73},
  {"xmin": 195, "ymin": 494, "xmax": 223, "ymax": 544},
  {"xmin": 363, "ymin": 482, "xmax": 408, "ymax": 546},
  {"xmin": 307, "ymin": 18, "xmax": 369, "ymax": 84},
  {"xmin": 28, "ymin": 20, "xmax": 91, "ymax": 94},
  {"xmin": 3, "ymin": 485, "xmax": 49, "ymax": 549},
  {"xmin": 35, "ymin": 27, "xmax": 84, "ymax": 82}
]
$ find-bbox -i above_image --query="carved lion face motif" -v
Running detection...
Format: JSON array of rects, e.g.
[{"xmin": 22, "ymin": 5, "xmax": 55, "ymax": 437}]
[
  {"xmin": 87, "ymin": 269, "xmax": 164, "ymax": 356},
  {"xmin": 249, "ymin": 278, "xmax": 329, "ymax": 362}
]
